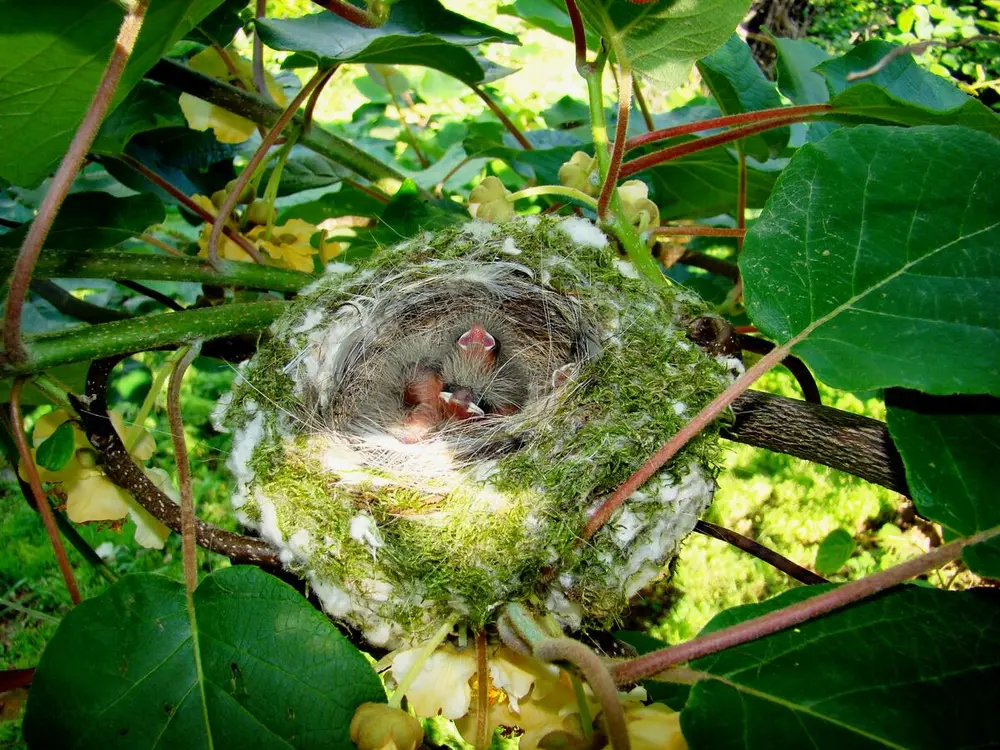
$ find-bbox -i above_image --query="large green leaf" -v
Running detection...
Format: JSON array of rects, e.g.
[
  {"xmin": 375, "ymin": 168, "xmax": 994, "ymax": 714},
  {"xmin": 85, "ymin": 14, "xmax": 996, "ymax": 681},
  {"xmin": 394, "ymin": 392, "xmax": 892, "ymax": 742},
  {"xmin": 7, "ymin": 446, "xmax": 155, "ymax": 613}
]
[
  {"xmin": 682, "ymin": 586, "xmax": 1000, "ymax": 749},
  {"xmin": 22, "ymin": 567, "xmax": 385, "ymax": 748},
  {"xmin": 771, "ymin": 36, "xmax": 831, "ymax": 105},
  {"xmin": 886, "ymin": 391, "xmax": 1000, "ymax": 577},
  {"xmin": 696, "ymin": 34, "xmax": 789, "ymax": 161},
  {"xmin": 741, "ymin": 125, "xmax": 1000, "ymax": 396},
  {"xmin": 256, "ymin": 0, "xmax": 518, "ymax": 86},
  {"xmin": 92, "ymin": 81, "xmax": 187, "ymax": 156},
  {"xmin": 575, "ymin": 0, "xmax": 751, "ymax": 90},
  {"xmin": 278, "ymin": 184, "xmax": 388, "ymax": 224},
  {"xmin": 0, "ymin": 192, "xmax": 165, "ymax": 250},
  {"xmin": 499, "ymin": 0, "xmax": 600, "ymax": 47},
  {"xmin": 0, "ymin": 0, "xmax": 226, "ymax": 187}
]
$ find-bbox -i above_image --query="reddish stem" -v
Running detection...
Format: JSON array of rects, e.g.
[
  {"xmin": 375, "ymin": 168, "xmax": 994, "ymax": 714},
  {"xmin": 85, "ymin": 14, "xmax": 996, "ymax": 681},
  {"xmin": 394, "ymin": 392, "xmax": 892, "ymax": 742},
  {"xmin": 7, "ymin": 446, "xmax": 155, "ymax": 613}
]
[
  {"xmin": 612, "ymin": 525, "xmax": 1000, "ymax": 685},
  {"xmin": 597, "ymin": 65, "xmax": 632, "ymax": 218},
  {"xmin": 564, "ymin": 0, "xmax": 588, "ymax": 71},
  {"xmin": 650, "ymin": 226, "xmax": 745, "ymax": 238},
  {"xmin": 303, "ymin": 66, "xmax": 338, "ymax": 134},
  {"xmin": 471, "ymin": 85, "xmax": 533, "ymax": 151},
  {"xmin": 619, "ymin": 115, "xmax": 807, "ymax": 180},
  {"xmin": 118, "ymin": 155, "xmax": 264, "ymax": 263},
  {"xmin": 9, "ymin": 379, "xmax": 81, "ymax": 605},
  {"xmin": 625, "ymin": 103, "xmax": 830, "ymax": 152},
  {"xmin": 309, "ymin": 0, "xmax": 382, "ymax": 27},
  {"xmin": 695, "ymin": 520, "xmax": 827, "ymax": 585},
  {"xmin": 734, "ymin": 325, "xmax": 758, "ymax": 334},
  {"xmin": 736, "ymin": 149, "xmax": 747, "ymax": 254},
  {"xmin": 3, "ymin": 0, "xmax": 149, "ymax": 362},
  {"xmin": 167, "ymin": 344, "xmax": 203, "ymax": 594}
]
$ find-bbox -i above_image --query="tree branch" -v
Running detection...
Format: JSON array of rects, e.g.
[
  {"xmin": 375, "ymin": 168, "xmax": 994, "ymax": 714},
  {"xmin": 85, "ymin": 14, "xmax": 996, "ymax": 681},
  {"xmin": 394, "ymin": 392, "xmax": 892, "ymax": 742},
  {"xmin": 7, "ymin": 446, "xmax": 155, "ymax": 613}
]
[{"xmin": 695, "ymin": 520, "xmax": 828, "ymax": 585}]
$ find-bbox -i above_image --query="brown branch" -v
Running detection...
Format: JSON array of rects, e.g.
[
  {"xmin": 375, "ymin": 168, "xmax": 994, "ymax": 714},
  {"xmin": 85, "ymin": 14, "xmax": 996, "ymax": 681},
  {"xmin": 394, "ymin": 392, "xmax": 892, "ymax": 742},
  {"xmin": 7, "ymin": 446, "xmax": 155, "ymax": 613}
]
[
  {"xmin": 73, "ymin": 355, "xmax": 279, "ymax": 566},
  {"xmin": 675, "ymin": 249, "xmax": 740, "ymax": 282},
  {"xmin": 168, "ymin": 343, "xmax": 203, "ymax": 592},
  {"xmin": 736, "ymin": 335, "xmax": 821, "ymax": 405},
  {"xmin": 470, "ymin": 85, "xmax": 533, "ymax": 151},
  {"xmin": 564, "ymin": 0, "xmax": 588, "ymax": 72},
  {"xmin": 846, "ymin": 35, "xmax": 1000, "ymax": 81},
  {"xmin": 10, "ymin": 379, "xmax": 82, "ymax": 604},
  {"xmin": 29, "ymin": 280, "xmax": 132, "ymax": 324},
  {"xmin": 725, "ymin": 391, "xmax": 909, "ymax": 496},
  {"xmin": 302, "ymin": 66, "xmax": 338, "ymax": 134},
  {"xmin": 3, "ymin": 0, "xmax": 149, "ymax": 363},
  {"xmin": 695, "ymin": 520, "xmax": 828, "ymax": 585},
  {"xmin": 651, "ymin": 226, "xmax": 746, "ymax": 239},
  {"xmin": 115, "ymin": 279, "xmax": 185, "ymax": 311},
  {"xmin": 597, "ymin": 64, "xmax": 631, "ymax": 218},
  {"xmin": 309, "ymin": 0, "xmax": 384, "ymax": 27}
]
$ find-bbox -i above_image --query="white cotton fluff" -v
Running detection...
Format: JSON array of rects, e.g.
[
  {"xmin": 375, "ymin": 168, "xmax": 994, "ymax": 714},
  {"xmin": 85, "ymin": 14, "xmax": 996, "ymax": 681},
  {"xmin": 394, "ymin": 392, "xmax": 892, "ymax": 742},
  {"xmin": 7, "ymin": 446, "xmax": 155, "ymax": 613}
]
[{"xmin": 556, "ymin": 216, "xmax": 608, "ymax": 248}]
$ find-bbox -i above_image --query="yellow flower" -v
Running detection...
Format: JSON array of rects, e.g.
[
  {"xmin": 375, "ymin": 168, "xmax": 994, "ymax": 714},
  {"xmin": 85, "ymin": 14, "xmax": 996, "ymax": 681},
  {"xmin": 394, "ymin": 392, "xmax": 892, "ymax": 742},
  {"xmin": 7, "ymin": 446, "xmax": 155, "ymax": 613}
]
[
  {"xmin": 248, "ymin": 218, "xmax": 326, "ymax": 274},
  {"xmin": 469, "ymin": 176, "xmax": 515, "ymax": 222},
  {"xmin": 350, "ymin": 703, "xmax": 424, "ymax": 750},
  {"xmin": 19, "ymin": 410, "xmax": 171, "ymax": 549},
  {"xmin": 193, "ymin": 195, "xmax": 257, "ymax": 264},
  {"xmin": 617, "ymin": 180, "xmax": 660, "ymax": 231},
  {"xmin": 600, "ymin": 702, "xmax": 687, "ymax": 750},
  {"xmin": 559, "ymin": 151, "xmax": 600, "ymax": 197},
  {"xmin": 178, "ymin": 47, "xmax": 287, "ymax": 144},
  {"xmin": 388, "ymin": 644, "xmax": 478, "ymax": 719}
]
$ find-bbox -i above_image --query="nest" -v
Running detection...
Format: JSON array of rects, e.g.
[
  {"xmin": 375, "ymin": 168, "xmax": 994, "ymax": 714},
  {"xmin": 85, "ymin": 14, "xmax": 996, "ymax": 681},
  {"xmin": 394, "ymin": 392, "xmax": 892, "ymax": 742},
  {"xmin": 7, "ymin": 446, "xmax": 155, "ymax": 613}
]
[{"xmin": 218, "ymin": 217, "xmax": 736, "ymax": 648}]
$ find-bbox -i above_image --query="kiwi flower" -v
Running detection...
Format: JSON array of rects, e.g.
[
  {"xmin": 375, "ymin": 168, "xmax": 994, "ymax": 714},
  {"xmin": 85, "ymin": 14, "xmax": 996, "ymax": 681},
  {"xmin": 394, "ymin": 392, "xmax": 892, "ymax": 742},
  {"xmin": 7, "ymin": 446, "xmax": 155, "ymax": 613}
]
[
  {"xmin": 559, "ymin": 151, "xmax": 600, "ymax": 197},
  {"xmin": 469, "ymin": 176, "xmax": 515, "ymax": 222}
]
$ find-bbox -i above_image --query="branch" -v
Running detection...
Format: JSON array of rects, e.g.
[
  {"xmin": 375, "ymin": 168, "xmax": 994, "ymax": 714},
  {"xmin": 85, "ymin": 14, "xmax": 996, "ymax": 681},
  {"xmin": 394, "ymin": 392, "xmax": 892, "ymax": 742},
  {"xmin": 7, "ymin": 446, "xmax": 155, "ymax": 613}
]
[
  {"xmin": 695, "ymin": 520, "xmax": 828, "ymax": 585},
  {"xmin": 29, "ymin": 280, "xmax": 132, "ymax": 324},
  {"xmin": 674, "ymin": 250, "xmax": 740, "ymax": 282},
  {"xmin": 596, "ymin": 64, "xmax": 631, "ymax": 218},
  {"xmin": 846, "ymin": 35, "xmax": 1000, "ymax": 81},
  {"xmin": 74, "ymin": 356, "xmax": 279, "ymax": 566},
  {"xmin": 309, "ymin": 0, "xmax": 386, "ymax": 27},
  {"xmin": 3, "ymin": 0, "xmax": 149, "ymax": 363},
  {"xmin": 564, "ymin": 0, "xmax": 588, "ymax": 72},
  {"xmin": 725, "ymin": 390, "xmax": 909, "ymax": 496},
  {"xmin": 736, "ymin": 335, "xmax": 821, "ymax": 404},
  {"xmin": 470, "ymin": 85, "xmax": 533, "ymax": 151},
  {"xmin": 146, "ymin": 58, "xmax": 410, "ymax": 190},
  {"xmin": 168, "ymin": 343, "xmax": 203, "ymax": 592}
]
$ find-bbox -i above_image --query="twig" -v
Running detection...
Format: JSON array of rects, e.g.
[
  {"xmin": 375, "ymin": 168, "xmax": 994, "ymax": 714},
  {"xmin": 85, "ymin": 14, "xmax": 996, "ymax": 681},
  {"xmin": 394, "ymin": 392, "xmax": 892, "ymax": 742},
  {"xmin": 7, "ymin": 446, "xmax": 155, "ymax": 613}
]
[
  {"xmin": 386, "ymin": 74, "xmax": 428, "ymax": 167},
  {"xmin": 632, "ymin": 76, "xmax": 655, "ymax": 132},
  {"xmin": 302, "ymin": 66, "xmax": 338, "ymax": 134},
  {"xmin": 470, "ymin": 85, "xmax": 533, "ymax": 150},
  {"xmin": 475, "ymin": 632, "xmax": 489, "ymax": 750},
  {"xmin": 3, "ymin": 0, "xmax": 149, "ymax": 363},
  {"xmin": 597, "ymin": 64, "xmax": 632, "ymax": 218},
  {"xmin": 29, "ymin": 280, "xmax": 132, "ymax": 323},
  {"xmin": 138, "ymin": 233, "xmax": 184, "ymax": 257},
  {"xmin": 309, "ymin": 0, "xmax": 385, "ymax": 27},
  {"xmin": 9, "ymin": 379, "xmax": 82, "ymax": 604},
  {"xmin": 674, "ymin": 250, "xmax": 740, "ymax": 282},
  {"xmin": 117, "ymin": 155, "xmax": 264, "ymax": 263},
  {"xmin": 167, "ymin": 343, "xmax": 203, "ymax": 593},
  {"xmin": 115, "ymin": 279, "xmax": 185, "ymax": 312},
  {"xmin": 252, "ymin": 0, "xmax": 270, "ymax": 100},
  {"xmin": 651, "ymin": 226, "xmax": 746, "ymax": 238},
  {"xmin": 564, "ymin": 0, "xmax": 588, "ymax": 72},
  {"xmin": 737, "ymin": 335, "xmax": 821, "ymax": 404},
  {"xmin": 736, "ymin": 148, "xmax": 747, "ymax": 254},
  {"xmin": 694, "ymin": 520, "xmax": 828, "ymax": 585},
  {"xmin": 625, "ymin": 104, "xmax": 829, "ymax": 152},
  {"xmin": 846, "ymin": 35, "xmax": 1000, "ymax": 81},
  {"xmin": 207, "ymin": 69, "xmax": 329, "ymax": 267},
  {"xmin": 612, "ymin": 525, "xmax": 1000, "ymax": 685}
]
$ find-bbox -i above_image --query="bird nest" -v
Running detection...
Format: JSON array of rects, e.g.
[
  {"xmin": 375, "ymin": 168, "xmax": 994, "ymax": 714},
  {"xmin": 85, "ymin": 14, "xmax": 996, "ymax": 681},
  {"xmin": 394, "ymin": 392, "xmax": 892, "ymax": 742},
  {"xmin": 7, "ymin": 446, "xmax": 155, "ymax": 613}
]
[{"xmin": 216, "ymin": 216, "xmax": 737, "ymax": 648}]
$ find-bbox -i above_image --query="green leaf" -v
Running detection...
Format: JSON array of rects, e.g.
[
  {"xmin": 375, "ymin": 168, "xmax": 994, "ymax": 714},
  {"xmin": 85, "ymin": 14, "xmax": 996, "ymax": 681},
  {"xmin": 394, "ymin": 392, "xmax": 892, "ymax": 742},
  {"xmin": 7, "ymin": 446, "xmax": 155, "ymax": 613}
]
[
  {"xmin": 575, "ymin": 0, "xmax": 752, "ymax": 91},
  {"xmin": 256, "ymin": 0, "xmax": 518, "ymax": 86},
  {"xmin": 33, "ymin": 421, "xmax": 76, "ymax": 472},
  {"xmin": 23, "ymin": 567, "xmax": 385, "ymax": 748},
  {"xmin": 682, "ymin": 586, "xmax": 1000, "ymax": 749},
  {"xmin": 187, "ymin": 0, "xmax": 250, "ymax": 46},
  {"xmin": 814, "ymin": 528, "xmax": 855, "ymax": 574},
  {"xmin": 278, "ymin": 185, "xmax": 387, "ymax": 224},
  {"xmin": 0, "ymin": 0, "xmax": 226, "ymax": 187},
  {"xmin": 92, "ymin": 81, "xmax": 187, "ymax": 156},
  {"xmin": 886, "ymin": 391, "xmax": 1000, "ymax": 577},
  {"xmin": 265, "ymin": 147, "xmax": 351, "ymax": 197},
  {"xmin": 0, "ymin": 192, "xmax": 165, "ymax": 251},
  {"xmin": 499, "ymin": 0, "xmax": 600, "ymax": 48},
  {"xmin": 771, "ymin": 35, "xmax": 831, "ymax": 105},
  {"xmin": 696, "ymin": 34, "xmax": 789, "ymax": 161},
  {"xmin": 741, "ymin": 125, "xmax": 1000, "ymax": 395}
]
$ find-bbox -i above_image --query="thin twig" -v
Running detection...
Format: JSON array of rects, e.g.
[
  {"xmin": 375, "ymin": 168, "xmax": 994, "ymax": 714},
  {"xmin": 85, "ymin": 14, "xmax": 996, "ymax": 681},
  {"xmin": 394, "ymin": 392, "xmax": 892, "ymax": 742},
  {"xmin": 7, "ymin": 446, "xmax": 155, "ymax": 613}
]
[
  {"xmin": 302, "ymin": 66, "xmax": 338, "ymax": 134},
  {"xmin": 736, "ymin": 148, "xmax": 747, "ymax": 254},
  {"xmin": 846, "ymin": 35, "xmax": 1000, "ymax": 81},
  {"xmin": 3, "ymin": 0, "xmax": 149, "ymax": 363},
  {"xmin": 470, "ymin": 85, "xmax": 533, "ymax": 150},
  {"xmin": 625, "ymin": 104, "xmax": 829, "ymax": 152},
  {"xmin": 386, "ymin": 74, "xmax": 428, "ymax": 168},
  {"xmin": 674, "ymin": 250, "xmax": 740, "ymax": 282},
  {"xmin": 168, "ymin": 343, "xmax": 203, "ymax": 593},
  {"xmin": 29, "ymin": 280, "xmax": 132, "ymax": 324},
  {"xmin": 117, "ymin": 155, "xmax": 265, "ymax": 263},
  {"xmin": 612, "ymin": 525, "xmax": 1000, "ymax": 685},
  {"xmin": 252, "ymin": 0, "xmax": 270, "ymax": 100},
  {"xmin": 138, "ymin": 233, "xmax": 184, "ymax": 257},
  {"xmin": 308, "ymin": 0, "xmax": 384, "ymax": 27},
  {"xmin": 597, "ymin": 64, "xmax": 632, "ymax": 218},
  {"xmin": 564, "ymin": 0, "xmax": 588, "ymax": 72},
  {"xmin": 632, "ymin": 76, "xmax": 655, "ymax": 132},
  {"xmin": 475, "ymin": 631, "xmax": 489, "ymax": 750},
  {"xmin": 651, "ymin": 226, "xmax": 746, "ymax": 238},
  {"xmin": 737, "ymin": 334, "xmax": 821, "ymax": 404},
  {"xmin": 207, "ymin": 69, "xmax": 328, "ymax": 267},
  {"xmin": 115, "ymin": 279, "xmax": 185, "ymax": 312},
  {"xmin": 9, "ymin": 379, "xmax": 82, "ymax": 605},
  {"xmin": 695, "ymin": 520, "xmax": 827, "ymax": 585}
]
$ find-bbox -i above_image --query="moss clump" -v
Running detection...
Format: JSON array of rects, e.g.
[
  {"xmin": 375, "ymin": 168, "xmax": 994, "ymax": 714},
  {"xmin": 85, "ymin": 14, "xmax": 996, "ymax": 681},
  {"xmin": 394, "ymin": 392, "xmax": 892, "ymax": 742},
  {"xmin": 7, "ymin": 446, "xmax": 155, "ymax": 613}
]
[{"xmin": 220, "ymin": 216, "xmax": 732, "ymax": 647}]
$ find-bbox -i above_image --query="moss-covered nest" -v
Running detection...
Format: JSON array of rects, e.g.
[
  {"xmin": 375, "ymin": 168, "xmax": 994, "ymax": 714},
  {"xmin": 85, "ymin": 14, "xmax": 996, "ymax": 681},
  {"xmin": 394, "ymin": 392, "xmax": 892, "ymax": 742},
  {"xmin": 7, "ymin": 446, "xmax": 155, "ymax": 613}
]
[{"xmin": 217, "ymin": 217, "xmax": 737, "ymax": 648}]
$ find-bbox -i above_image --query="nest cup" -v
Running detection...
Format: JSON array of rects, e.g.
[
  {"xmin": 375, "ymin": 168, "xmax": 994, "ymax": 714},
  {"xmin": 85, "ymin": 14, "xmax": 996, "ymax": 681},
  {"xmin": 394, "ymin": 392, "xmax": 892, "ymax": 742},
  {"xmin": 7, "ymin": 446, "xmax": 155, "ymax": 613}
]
[{"xmin": 218, "ymin": 216, "xmax": 736, "ymax": 648}]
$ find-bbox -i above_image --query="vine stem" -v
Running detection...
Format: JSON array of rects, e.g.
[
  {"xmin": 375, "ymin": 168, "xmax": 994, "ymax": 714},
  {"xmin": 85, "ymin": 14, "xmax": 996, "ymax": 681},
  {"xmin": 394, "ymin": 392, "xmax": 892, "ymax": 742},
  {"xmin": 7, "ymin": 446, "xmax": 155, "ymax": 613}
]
[
  {"xmin": 9, "ymin": 379, "xmax": 81, "ymax": 605},
  {"xmin": 632, "ymin": 76, "xmax": 654, "ymax": 132},
  {"xmin": 388, "ymin": 618, "xmax": 457, "ymax": 708},
  {"xmin": 470, "ymin": 85, "xmax": 533, "ymax": 150},
  {"xmin": 309, "ymin": 0, "xmax": 386, "ymax": 27},
  {"xmin": 596, "ymin": 64, "xmax": 632, "ymax": 218},
  {"xmin": 736, "ymin": 148, "xmax": 747, "ymax": 254},
  {"xmin": 613, "ymin": 525, "xmax": 1000, "ymax": 685},
  {"xmin": 650, "ymin": 226, "xmax": 745, "ymax": 238},
  {"xmin": 3, "ymin": 0, "xmax": 149, "ymax": 363},
  {"xmin": 564, "ymin": 0, "xmax": 588, "ymax": 72},
  {"xmin": 167, "ymin": 343, "xmax": 203, "ymax": 594},
  {"xmin": 625, "ymin": 103, "xmax": 830, "ymax": 151},
  {"xmin": 619, "ymin": 115, "xmax": 807, "ymax": 179},
  {"xmin": 207, "ymin": 69, "xmax": 328, "ymax": 266},
  {"xmin": 118, "ymin": 155, "xmax": 264, "ymax": 263},
  {"xmin": 508, "ymin": 185, "xmax": 598, "ymax": 209},
  {"xmin": 252, "ymin": 0, "xmax": 270, "ymax": 100},
  {"xmin": 474, "ymin": 631, "xmax": 489, "ymax": 750},
  {"xmin": 695, "ymin": 520, "xmax": 827, "ymax": 585},
  {"xmin": 138, "ymin": 233, "xmax": 184, "ymax": 257}
]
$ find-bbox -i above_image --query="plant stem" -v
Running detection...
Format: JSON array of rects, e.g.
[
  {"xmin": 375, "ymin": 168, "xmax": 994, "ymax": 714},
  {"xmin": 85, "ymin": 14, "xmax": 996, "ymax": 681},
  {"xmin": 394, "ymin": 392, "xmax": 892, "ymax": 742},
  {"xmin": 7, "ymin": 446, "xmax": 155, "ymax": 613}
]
[
  {"xmin": 596, "ymin": 64, "xmax": 632, "ymax": 218},
  {"xmin": 309, "ymin": 0, "xmax": 386, "ymax": 27},
  {"xmin": 117, "ymin": 155, "xmax": 264, "ymax": 262},
  {"xmin": 650, "ymin": 226, "xmax": 745, "ymax": 238},
  {"xmin": 695, "ymin": 520, "xmax": 827, "ymax": 585},
  {"xmin": 388, "ymin": 618, "xmax": 457, "ymax": 708},
  {"xmin": 625, "ymin": 104, "xmax": 830, "ymax": 152},
  {"xmin": 29, "ymin": 280, "xmax": 132, "ymax": 324},
  {"xmin": 1, "ymin": 301, "xmax": 289, "ymax": 377},
  {"xmin": 167, "ymin": 343, "xmax": 202, "ymax": 594},
  {"xmin": 619, "ymin": 115, "xmax": 807, "ymax": 179},
  {"xmin": 115, "ymin": 279, "xmax": 185, "ymax": 311},
  {"xmin": 632, "ymin": 76, "xmax": 654, "ymax": 131},
  {"xmin": 3, "ymin": 0, "xmax": 149, "ymax": 363},
  {"xmin": 564, "ymin": 0, "xmax": 588, "ymax": 72},
  {"xmin": 302, "ymin": 66, "xmax": 338, "ymax": 134},
  {"xmin": 470, "ymin": 85, "xmax": 533, "ymax": 150},
  {"xmin": 475, "ymin": 632, "xmax": 489, "ymax": 750},
  {"xmin": 612, "ymin": 525, "xmax": 1000, "ymax": 685},
  {"xmin": 508, "ymin": 185, "xmax": 598, "ymax": 210},
  {"xmin": 138, "ymin": 233, "xmax": 184, "ymax": 257},
  {"xmin": 736, "ymin": 147, "xmax": 747, "ymax": 254},
  {"xmin": 9, "ymin": 379, "xmax": 81, "ymax": 605},
  {"xmin": 386, "ymin": 75, "xmax": 428, "ymax": 167},
  {"xmin": 208, "ymin": 69, "xmax": 329, "ymax": 267},
  {"xmin": 252, "ymin": 0, "xmax": 270, "ymax": 100}
]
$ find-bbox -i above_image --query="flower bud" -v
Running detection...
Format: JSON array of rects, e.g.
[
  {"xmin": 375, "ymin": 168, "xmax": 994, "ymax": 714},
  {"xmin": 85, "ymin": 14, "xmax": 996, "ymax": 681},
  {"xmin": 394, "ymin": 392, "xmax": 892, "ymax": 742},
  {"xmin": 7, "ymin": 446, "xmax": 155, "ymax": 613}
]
[
  {"xmin": 558, "ymin": 151, "xmax": 599, "ymax": 197},
  {"xmin": 617, "ymin": 180, "xmax": 660, "ymax": 230},
  {"xmin": 225, "ymin": 179, "xmax": 256, "ymax": 205},
  {"xmin": 245, "ymin": 200, "xmax": 276, "ymax": 227},
  {"xmin": 469, "ymin": 176, "xmax": 515, "ymax": 222},
  {"xmin": 350, "ymin": 702, "xmax": 424, "ymax": 750}
]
